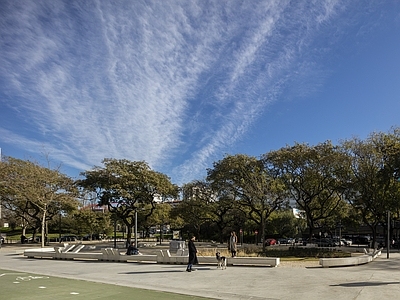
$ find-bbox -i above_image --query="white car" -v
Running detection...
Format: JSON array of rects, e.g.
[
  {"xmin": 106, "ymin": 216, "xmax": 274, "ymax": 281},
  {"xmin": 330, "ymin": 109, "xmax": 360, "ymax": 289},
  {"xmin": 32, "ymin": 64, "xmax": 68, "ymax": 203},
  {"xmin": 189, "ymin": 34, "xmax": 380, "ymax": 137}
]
[{"xmin": 341, "ymin": 239, "xmax": 352, "ymax": 246}]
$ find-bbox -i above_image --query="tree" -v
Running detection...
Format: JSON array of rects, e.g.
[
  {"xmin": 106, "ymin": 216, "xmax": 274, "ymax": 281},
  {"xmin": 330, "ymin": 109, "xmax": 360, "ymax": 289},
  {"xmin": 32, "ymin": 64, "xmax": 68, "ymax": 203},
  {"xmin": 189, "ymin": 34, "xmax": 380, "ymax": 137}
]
[
  {"xmin": 173, "ymin": 180, "xmax": 242, "ymax": 242},
  {"xmin": 0, "ymin": 157, "xmax": 78, "ymax": 247},
  {"xmin": 207, "ymin": 154, "xmax": 288, "ymax": 250},
  {"xmin": 172, "ymin": 181, "xmax": 214, "ymax": 239},
  {"xmin": 141, "ymin": 203, "xmax": 171, "ymax": 242},
  {"xmin": 341, "ymin": 131, "xmax": 400, "ymax": 246},
  {"xmin": 71, "ymin": 209, "xmax": 111, "ymax": 239},
  {"xmin": 266, "ymin": 210, "xmax": 301, "ymax": 238},
  {"xmin": 78, "ymin": 159, "xmax": 178, "ymax": 245},
  {"xmin": 264, "ymin": 142, "xmax": 349, "ymax": 242}
]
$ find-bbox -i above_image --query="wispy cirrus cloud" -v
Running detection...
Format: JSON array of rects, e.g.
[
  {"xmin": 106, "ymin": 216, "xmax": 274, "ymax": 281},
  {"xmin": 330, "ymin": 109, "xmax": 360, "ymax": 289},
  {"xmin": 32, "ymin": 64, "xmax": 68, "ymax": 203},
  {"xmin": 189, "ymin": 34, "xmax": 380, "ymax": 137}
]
[{"xmin": 1, "ymin": 0, "xmax": 376, "ymax": 185}]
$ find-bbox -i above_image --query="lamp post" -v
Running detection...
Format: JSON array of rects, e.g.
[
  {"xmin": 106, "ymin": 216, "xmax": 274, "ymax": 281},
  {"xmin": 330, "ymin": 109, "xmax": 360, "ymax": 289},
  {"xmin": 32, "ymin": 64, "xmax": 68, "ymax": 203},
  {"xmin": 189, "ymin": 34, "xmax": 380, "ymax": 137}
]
[
  {"xmin": 387, "ymin": 211, "xmax": 390, "ymax": 259},
  {"xmin": 113, "ymin": 215, "xmax": 117, "ymax": 249},
  {"xmin": 134, "ymin": 208, "xmax": 138, "ymax": 248},
  {"xmin": 0, "ymin": 200, "xmax": 2, "ymax": 249},
  {"xmin": 0, "ymin": 182, "xmax": 4, "ymax": 248}
]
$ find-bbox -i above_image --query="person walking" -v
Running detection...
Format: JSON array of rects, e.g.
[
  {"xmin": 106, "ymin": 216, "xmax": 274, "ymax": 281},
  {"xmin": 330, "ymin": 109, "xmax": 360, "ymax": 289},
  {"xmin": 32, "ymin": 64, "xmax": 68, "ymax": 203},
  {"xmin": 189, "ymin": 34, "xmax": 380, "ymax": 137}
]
[
  {"xmin": 229, "ymin": 231, "xmax": 237, "ymax": 257},
  {"xmin": 186, "ymin": 235, "xmax": 198, "ymax": 272}
]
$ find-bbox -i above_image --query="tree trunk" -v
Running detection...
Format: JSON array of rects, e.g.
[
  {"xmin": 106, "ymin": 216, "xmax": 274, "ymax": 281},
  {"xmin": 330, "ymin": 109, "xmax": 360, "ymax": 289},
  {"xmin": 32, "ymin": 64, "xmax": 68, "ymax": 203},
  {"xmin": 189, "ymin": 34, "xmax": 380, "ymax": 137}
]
[
  {"xmin": 126, "ymin": 225, "xmax": 132, "ymax": 246},
  {"xmin": 261, "ymin": 212, "xmax": 266, "ymax": 251}
]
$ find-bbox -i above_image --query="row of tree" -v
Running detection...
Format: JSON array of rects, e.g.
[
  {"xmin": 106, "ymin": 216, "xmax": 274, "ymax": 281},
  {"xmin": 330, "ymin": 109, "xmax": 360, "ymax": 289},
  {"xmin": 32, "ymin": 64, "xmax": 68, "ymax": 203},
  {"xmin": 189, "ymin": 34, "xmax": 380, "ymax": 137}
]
[
  {"xmin": 175, "ymin": 128, "xmax": 400, "ymax": 249},
  {"xmin": 1, "ymin": 128, "xmax": 400, "ymax": 249}
]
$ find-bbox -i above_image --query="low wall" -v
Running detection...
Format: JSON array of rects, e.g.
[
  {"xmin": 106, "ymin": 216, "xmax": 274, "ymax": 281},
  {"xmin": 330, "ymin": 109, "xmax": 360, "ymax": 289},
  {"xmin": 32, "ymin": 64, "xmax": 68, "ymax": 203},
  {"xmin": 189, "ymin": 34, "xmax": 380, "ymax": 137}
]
[
  {"xmin": 25, "ymin": 248, "xmax": 159, "ymax": 263},
  {"xmin": 319, "ymin": 248, "xmax": 382, "ymax": 268},
  {"xmin": 228, "ymin": 257, "xmax": 280, "ymax": 267},
  {"xmin": 24, "ymin": 247, "xmax": 279, "ymax": 267}
]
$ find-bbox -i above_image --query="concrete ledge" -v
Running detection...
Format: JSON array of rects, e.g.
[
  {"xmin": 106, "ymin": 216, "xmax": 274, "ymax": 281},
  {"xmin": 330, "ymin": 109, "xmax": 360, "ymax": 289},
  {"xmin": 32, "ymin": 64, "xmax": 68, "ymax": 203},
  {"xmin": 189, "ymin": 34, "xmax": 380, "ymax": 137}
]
[
  {"xmin": 126, "ymin": 254, "xmax": 158, "ymax": 263},
  {"xmin": 228, "ymin": 257, "xmax": 280, "ymax": 267},
  {"xmin": 319, "ymin": 255, "xmax": 371, "ymax": 267},
  {"xmin": 157, "ymin": 250, "xmax": 279, "ymax": 267},
  {"xmin": 23, "ymin": 247, "xmax": 279, "ymax": 267},
  {"xmin": 24, "ymin": 247, "xmax": 55, "ymax": 253},
  {"xmin": 319, "ymin": 248, "xmax": 382, "ymax": 268},
  {"xmin": 157, "ymin": 250, "xmax": 188, "ymax": 264}
]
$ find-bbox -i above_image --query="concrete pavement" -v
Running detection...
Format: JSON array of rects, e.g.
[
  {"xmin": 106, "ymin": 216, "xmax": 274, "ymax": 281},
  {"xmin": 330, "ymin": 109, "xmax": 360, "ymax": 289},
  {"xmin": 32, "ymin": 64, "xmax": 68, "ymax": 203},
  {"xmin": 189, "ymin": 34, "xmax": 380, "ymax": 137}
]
[{"xmin": 1, "ymin": 245, "xmax": 400, "ymax": 300}]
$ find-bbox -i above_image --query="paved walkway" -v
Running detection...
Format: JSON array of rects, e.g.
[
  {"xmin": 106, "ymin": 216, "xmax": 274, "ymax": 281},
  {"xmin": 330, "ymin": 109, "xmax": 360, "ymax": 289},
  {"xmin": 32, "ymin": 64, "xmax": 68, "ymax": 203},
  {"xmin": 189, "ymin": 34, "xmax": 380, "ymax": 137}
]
[{"xmin": 1, "ymin": 245, "xmax": 400, "ymax": 300}]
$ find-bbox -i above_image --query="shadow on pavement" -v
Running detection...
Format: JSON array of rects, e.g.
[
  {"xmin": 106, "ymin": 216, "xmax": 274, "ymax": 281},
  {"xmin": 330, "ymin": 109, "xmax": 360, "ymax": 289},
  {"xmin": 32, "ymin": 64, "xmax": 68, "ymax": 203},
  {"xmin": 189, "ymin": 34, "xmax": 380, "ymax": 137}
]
[
  {"xmin": 331, "ymin": 281, "xmax": 400, "ymax": 287},
  {"xmin": 121, "ymin": 267, "xmax": 213, "ymax": 275}
]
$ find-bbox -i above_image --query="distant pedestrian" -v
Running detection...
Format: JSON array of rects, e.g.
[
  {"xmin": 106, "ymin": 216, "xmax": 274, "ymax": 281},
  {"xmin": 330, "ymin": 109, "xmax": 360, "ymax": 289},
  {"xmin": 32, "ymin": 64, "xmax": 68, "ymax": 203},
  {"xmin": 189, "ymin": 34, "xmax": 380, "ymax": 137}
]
[
  {"xmin": 186, "ymin": 235, "xmax": 198, "ymax": 272},
  {"xmin": 229, "ymin": 231, "xmax": 237, "ymax": 257},
  {"xmin": 126, "ymin": 242, "xmax": 139, "ymax": 255}
]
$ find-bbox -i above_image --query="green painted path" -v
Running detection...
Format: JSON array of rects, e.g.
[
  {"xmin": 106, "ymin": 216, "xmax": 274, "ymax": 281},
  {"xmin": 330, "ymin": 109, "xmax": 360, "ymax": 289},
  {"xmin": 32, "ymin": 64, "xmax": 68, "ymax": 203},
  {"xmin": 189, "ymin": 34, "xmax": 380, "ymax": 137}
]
[{"xmin": 0, "ymin": 269, "xmax": 211, "ymax": 300}]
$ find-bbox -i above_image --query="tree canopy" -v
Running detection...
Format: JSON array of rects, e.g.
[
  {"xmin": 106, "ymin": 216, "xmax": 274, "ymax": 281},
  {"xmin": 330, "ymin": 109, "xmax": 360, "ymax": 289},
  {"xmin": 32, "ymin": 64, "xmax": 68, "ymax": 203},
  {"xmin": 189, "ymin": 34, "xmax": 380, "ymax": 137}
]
[
  {"xmin": 264, "ymin": 141, "xmax": 349, "ymax": 241},
  {"xmin": 0, "ymin": 156, "xmax": 78, "ymax": 247},
  {"xmin": 77, "ymin": 158, "xmax": 178, "ymax": 244},
  {"xmin": 207, "ymin": 154, "xmax": 288, "ymax": 249}
]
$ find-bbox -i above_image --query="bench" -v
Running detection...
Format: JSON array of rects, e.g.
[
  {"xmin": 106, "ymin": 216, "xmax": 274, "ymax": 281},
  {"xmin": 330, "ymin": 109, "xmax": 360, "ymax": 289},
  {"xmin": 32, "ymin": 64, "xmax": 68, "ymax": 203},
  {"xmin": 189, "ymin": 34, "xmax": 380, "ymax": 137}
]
[
  {"xmin": 319, "ymin": 248, "xmax": 382, "ymax": 268},
  {"xmin": 25, "ymin": 247, "xmax": 158, "ymax": 263},
  {"xmin": 158, "ymin": 250, "xmax": 188, "ymax": 264},
  {"xmin": 157, "ymin": 250, "xmax": 279, "ymax": 267},
  {"xmin": 24, "ymin": 247, "xmax": 279, "ymax": 267},
  {"xmin": 227, "ymin": 257, "xmax": 280, "ymax": 267}
]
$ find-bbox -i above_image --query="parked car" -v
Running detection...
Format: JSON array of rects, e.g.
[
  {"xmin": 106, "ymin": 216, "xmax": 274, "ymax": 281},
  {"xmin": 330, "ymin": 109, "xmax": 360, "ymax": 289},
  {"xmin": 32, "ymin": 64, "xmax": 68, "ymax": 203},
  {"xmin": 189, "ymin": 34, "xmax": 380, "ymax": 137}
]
[
  {"xmin": 392, "ymin": 239, "xmax": 400, "ymax": 249},
  {"xmin": 265, "ymin": 238, "xmax": 277, "ymax": 246},
  {"xmin": 341, "ymin": 239, "xmax": 352, "ymax": 246},
  {"xmin": 353, "ymin": 236, "xmax": 369, "ymax": 245},
  {"xmin": 27, "ymin": 236, "xmax": 41, "ymax": 243},
  {"xmin": 82, "ymin": 234, "xmax": 101, "ymax": 241},
  {"xmin": 376, "ymin": 238, "xmax": 386, "ymax": 248},
  {"xmin": 277, "ymin": 238, "xmax": 294, "ymax": 244},
  {"xmin": 315, "ymin": 238, "xmax": 338, "ymax": 247},
  {"xmin": 332, "ymin": 238, "xmax": 345, "ymax": 246},
  {"xmin": 60, "ymin": 235, "xmax": 78, "ymax": 242}
]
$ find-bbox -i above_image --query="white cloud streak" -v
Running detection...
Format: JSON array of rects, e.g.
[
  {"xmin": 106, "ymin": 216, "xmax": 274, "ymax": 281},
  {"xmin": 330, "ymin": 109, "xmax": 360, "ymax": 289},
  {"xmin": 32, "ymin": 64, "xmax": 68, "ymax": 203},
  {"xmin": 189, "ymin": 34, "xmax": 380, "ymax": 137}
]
[{"xmin": 0, "ymin": 0, "xmax": 375, "ymax": 184}]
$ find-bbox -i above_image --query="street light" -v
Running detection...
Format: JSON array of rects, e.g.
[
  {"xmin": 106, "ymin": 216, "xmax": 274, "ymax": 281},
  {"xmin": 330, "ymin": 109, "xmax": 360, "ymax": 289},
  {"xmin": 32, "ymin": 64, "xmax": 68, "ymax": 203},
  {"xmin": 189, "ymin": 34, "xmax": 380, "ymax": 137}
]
[
  {"xmin": 0, "ymin": 200, "xmax": 2, "ymax": 249},
  {"xmin": 387, "ymin": 211, "xmax": 390, "ymax": 259},
  {"xmin": 135, "ymin": 208, "xmax": 138, "ymax": 248}
]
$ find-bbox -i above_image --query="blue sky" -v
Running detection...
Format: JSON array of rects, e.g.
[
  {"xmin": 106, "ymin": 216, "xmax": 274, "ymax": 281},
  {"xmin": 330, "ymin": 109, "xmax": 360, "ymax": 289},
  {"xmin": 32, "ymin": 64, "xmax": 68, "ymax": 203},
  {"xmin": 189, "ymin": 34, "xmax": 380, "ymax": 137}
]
[{"xmin": 1, "ymin": 1, "xmax": 400, "ymax": 185}]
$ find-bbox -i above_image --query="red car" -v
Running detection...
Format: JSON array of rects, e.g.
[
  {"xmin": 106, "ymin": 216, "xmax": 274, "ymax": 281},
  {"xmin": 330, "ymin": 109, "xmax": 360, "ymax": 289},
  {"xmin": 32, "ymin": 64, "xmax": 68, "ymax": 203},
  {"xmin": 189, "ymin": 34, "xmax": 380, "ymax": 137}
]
[{"xmin": 265, "ymin": 238, "xmax": 277, "ymax": 246}]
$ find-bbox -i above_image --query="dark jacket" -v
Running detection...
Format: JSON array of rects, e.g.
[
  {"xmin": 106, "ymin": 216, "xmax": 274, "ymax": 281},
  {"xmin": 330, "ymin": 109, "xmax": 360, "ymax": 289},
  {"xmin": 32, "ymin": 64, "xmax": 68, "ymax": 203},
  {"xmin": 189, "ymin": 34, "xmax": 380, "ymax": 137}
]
[
  {"xmin": 188, "ymin": 239, "xmax": 198, "ymax": 265},
  {"xmin": 126, "ymin": 244, "xmax": 139, "ymax": 255}
]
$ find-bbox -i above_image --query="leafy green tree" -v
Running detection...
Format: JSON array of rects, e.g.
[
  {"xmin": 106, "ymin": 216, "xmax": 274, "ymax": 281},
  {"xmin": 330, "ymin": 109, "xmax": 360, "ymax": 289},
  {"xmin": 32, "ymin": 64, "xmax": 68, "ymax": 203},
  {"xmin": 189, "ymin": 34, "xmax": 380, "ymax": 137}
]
[
  {"xmin": 174, "ymin": 180, "xmax": 245, "ymax": 242},
  {"xmin": 265, "ymin": 142, "xmax": 349, "ymax": 242},
  {"xmin": 0, "ymin": 157, "xmax": 78, "ymax": 247},
  {"xmin": 141, "ymin": 203, "xmax": 171, "ymax": 241},
  {"xmin": 78, "ymin": 159, "xmax": 178, "ymax": 245},
  {"xmin": 266, "ymin": 210, "xmax": 299, "ymax": 238},
  {"xmin": 341, "ymin": 131, "xmax": 400, "ymax": 245},
  {"xmin": 207, "ymin": 154, "xmax": 288, "ymax": 249},
  {"xmin": 172, "ymin": 181, "xmax": 214, "ymax": 239},
  {"xmin": 371, "ymin": 127, "xmax": 400, "ymax": 215},
  {"xmin": 71, "ymin": 209, "xmax": 111, "ymax": 238}
]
